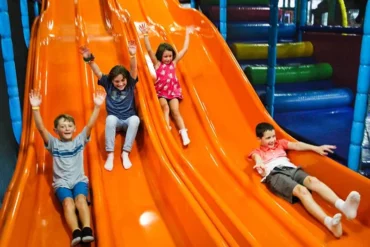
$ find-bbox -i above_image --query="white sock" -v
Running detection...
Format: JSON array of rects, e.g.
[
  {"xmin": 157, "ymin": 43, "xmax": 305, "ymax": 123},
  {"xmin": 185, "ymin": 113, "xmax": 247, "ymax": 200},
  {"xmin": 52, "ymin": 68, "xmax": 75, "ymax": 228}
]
[
  {"xmin": 104, "ymin": 153, "xmax": 114, "ymax": 171},
  {"xmin": 121, "ymin": 151, "xmax": 132, "ymax": 170},
  {"xmin": 324, "ymin": 214, "xmax": 343, "ymax": 238},
  {"xmin": 179, "ymin": 129, "xmax": 190, "ymax": 146},
  {"xmin": 335, "ymin": 191, "xmax": 361, "ymax": 220}
]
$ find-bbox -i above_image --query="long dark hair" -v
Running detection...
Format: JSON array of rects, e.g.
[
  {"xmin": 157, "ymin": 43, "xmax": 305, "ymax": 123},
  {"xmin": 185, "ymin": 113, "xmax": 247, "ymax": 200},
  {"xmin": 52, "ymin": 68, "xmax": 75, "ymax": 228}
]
[
  {"xmin": 108, "ymin": 65, "xmax": 130, "ymax": 85},
  {"xmin": 155, "ymin": 43, "xmax": 176, "ymax": 62}
]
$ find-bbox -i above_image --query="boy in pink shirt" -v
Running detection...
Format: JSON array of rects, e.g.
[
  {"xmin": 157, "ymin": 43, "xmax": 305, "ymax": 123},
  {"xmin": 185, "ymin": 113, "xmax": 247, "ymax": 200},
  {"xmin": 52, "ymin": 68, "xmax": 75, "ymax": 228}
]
[{"xmin": 249, "ymin": 122, "xmax": 361, "ymax": 238}]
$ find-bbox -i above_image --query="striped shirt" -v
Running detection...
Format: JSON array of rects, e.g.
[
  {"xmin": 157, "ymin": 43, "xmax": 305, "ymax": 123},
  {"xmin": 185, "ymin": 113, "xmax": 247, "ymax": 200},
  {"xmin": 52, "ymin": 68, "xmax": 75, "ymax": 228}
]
[{"xmin": 46, "ymin": 127, "xmax": 90, "ymax": 190}]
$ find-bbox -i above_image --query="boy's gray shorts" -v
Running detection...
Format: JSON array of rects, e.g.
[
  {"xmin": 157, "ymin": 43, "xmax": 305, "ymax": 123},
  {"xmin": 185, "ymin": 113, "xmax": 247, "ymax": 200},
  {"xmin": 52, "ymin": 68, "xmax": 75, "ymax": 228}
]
[{"xmin": 264, "ymin": 166, "xmax": 309, "ymax": 203}]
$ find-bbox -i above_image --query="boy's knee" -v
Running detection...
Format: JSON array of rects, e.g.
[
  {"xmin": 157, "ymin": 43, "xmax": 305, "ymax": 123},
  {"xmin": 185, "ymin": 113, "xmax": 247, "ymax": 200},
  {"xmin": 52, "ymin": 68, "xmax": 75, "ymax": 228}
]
[
  {"xmin": 305, "ymin": 176, "xmax": 320, "ymax": 188},
  {"xmin": 293, "ymin": 185, "xmax": 311, "ymax": 198},
  {"xmin": 62, "ymin": 198, "xmax": 75, "ymax": 211},
  {"xmin": 128, "ymin": 116, "xmax": 140, "ymax": 127},
  {"xmin": 74, "ymin": 195, "xmax": 87, "ymax": 208},
  {"xmin": 106, "ymin": 115, "xmax": 118, "ymax": 127}
]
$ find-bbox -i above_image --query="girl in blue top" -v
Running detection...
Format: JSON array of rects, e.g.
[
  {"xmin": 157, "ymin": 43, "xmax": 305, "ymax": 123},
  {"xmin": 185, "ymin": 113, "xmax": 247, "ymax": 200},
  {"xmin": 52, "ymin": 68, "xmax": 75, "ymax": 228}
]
[{"xmin": 79, "ymin": 41, "xmax": 139, "ymax": 171}]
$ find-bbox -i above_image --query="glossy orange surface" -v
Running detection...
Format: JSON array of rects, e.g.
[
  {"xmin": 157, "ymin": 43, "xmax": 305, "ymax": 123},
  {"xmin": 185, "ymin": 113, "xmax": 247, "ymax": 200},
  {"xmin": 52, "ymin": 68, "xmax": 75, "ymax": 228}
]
[
  {"xmin": 1, "ymin": 0, "xmax": 370, "ymax": 246},
  {"xmin": 120, "ymin": 0, "xmax": 370, "ymax": 246},
  {"xmin": 0, "ymin": 0, "xmax": 227, "ymax": 246}
]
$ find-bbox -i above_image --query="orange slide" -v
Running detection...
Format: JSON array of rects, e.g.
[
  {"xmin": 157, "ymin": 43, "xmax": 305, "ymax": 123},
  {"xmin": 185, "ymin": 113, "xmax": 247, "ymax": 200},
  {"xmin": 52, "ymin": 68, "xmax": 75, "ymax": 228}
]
[
  {"xmin": 0, "ymin": 0, "xmax": 227, "ymax": 246},
  {"xmin": 1, "ymin": 0, "xmax": 370, "ymax": 246},
  {"xmin": 120, "ymin": 0, "xmax": 370, "ymax": 246}
]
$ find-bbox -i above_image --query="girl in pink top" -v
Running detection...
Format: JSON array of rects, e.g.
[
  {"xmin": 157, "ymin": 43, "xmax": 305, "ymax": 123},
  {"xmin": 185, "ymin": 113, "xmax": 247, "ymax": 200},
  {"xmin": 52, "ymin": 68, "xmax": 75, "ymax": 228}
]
[{"xmin": 139, "ymin": 23, "xmax": 193, "ymax": 146}]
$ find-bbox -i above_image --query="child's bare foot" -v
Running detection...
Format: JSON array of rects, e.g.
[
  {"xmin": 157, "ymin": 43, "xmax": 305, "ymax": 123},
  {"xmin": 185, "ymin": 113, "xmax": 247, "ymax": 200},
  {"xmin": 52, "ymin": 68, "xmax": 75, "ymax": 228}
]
[
  {"xmin": 179, "ymin": 129, "xmax": 190, "ymax": 146},
  {"xmin": 104, "ymin": 152, "xmax": 114, "ymax": 171},
  {"xmin": 122, "ymin": 151, "xmax": 132, "ymax": 169},
  {"xmin": 324, "ymin": 213, "xmax": 342, "ymax": 238}
]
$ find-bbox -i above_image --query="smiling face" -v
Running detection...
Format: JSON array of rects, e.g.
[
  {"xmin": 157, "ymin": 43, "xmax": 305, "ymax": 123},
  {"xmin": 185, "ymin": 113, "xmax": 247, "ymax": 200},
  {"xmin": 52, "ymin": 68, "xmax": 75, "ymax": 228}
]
[
  {"xmin": 161, "ymin": 50, "xmax": 174, "ymax": 64},
  {"xmin": 260, "ymin": 129, "xmax": 277, "ymax": 149},
  {"xmin": 54, "ymin": 118, "xmax": 76, "ymax": 141},
  {"xmin": 112, "ymin": 74, "xmax": 127, "ymax": 91},
  {"xmin": 155, "ymin": 43, "xmax": 176, "ymax": 65}
]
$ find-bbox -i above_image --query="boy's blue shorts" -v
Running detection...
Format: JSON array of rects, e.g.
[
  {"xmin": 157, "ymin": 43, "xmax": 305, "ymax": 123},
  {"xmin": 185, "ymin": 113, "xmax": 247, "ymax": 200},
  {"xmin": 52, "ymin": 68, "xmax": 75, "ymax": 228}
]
[{"xmin": 55, "ymin": 182, "xmax": 88, "ymax": 203}]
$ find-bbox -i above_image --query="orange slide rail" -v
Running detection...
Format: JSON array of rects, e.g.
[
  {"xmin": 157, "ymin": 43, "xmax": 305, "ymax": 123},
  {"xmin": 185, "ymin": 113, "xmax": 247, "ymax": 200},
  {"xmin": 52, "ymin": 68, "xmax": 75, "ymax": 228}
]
[
  {"xmin": 119, "ymin": 0, "xmax": 370, "ymax": 246},
  {"xmin": 0, "ymin": 0, "xmax": 228, "ymax": 246}
]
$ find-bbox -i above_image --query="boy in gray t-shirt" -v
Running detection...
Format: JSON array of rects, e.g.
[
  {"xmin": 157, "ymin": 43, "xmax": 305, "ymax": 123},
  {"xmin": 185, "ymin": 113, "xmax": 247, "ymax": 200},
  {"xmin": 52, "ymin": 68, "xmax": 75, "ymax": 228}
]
[{"xmin": 29, "ymin": 89, "xmax": 106, "ymax": 246}]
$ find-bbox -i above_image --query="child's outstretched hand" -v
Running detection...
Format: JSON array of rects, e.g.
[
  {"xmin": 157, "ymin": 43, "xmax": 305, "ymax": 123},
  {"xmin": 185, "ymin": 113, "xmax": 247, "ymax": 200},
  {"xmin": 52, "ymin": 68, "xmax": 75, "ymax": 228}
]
[
  {"xmin": 315, "ymin": 145, "xmax": 336, "ymax": 156},
  {"xmin": 253, "ymin": 162, "xmax": 266, "ymax": 176},
  {"xmin": 79, "ymin": 46, "xmax": 92, "ymax": 59},
  {"xmin": 29, "ymin": 89, "xmax": 42, "ymax": 107},
  {"xmin": 128, "ymin": 40, "xmax": 137, "ymax": 55},
  {"xmin": 139, "ymin": 23, "xmax": 149, "ymax": 35},
  {"xmin": 186, "ymin": 26, "xmax": 195, "ymax": 35},
  {"xmin": 93, "ymin": 90, "xmax": 106, "ymax": 107}
]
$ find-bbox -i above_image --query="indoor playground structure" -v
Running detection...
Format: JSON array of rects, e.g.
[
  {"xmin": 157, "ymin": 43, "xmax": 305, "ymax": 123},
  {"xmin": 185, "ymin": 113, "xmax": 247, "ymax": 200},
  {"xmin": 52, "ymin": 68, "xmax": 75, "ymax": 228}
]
[
  {"xmin": 0, "ymin": 0, "xmax": 370, "ymax": 246},
  {"xmin": 199, "ymin": 0, "xmax": 363, "ymax": 169}
]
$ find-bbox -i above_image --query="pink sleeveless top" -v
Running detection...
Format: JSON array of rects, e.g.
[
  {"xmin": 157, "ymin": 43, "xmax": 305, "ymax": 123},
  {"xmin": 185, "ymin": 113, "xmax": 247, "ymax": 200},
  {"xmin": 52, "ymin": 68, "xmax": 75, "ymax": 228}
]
[{"xmin": 155, "ymin": 62, "xmax": 183, "ymax": 100}]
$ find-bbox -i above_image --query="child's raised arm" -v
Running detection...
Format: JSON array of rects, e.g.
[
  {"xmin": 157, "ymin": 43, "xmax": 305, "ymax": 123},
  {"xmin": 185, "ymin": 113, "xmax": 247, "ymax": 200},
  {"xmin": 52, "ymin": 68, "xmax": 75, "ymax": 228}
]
[
  {"xmin": 79, "ymin": 46, "xmax": 103, "ymax": 79},
  {"xmin": 128, "ymin": 40, "xmax": 137, "ymax": 79},
  {"xmin": 287, "ymin": 141, "xmax": 336, "ymax": 156},
  {"xmin": 86, "ymin": 91, "xmax": 106, "ymax": 138},
  {"xmin": 174, "ymin": 26, "xmax": 193, "ymax": 64},
  {"xmin": 29, "ymin": 90, "xmax": 49, "ymax": 145},
  {"xmin": 139, "ymin": 23, "xmax": 159, "ymax": 67}
]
